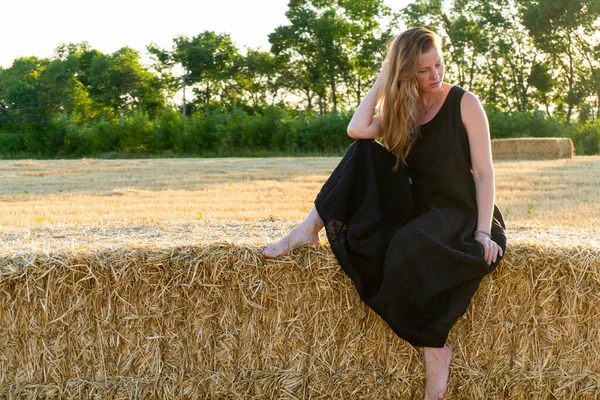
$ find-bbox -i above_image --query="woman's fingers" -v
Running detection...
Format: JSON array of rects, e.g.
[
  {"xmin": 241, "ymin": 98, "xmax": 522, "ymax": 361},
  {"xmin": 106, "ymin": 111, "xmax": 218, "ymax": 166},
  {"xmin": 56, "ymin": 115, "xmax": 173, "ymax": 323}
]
[
  {"xmin": 485, "ymin": 240, "xmax": 498, "ymax": 264},
  {"xmin": 475, "ymin": 235, "xmax": 503, "ymax": 265},
  {"xmin": 490, "ymin": 242, "xmax": 502, "ymax": 264}
]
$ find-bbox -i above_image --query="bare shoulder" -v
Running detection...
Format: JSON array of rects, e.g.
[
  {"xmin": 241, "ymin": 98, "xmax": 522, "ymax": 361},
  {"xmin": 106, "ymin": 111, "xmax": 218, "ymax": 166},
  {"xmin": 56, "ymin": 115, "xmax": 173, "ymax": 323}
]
[
  {"xmin": 460, "ymin": 91, "xmax": 483, "ymax": 110},
  {"xmin": 460, "ymin": 91, "xmax": 487, "ymax": 124}
]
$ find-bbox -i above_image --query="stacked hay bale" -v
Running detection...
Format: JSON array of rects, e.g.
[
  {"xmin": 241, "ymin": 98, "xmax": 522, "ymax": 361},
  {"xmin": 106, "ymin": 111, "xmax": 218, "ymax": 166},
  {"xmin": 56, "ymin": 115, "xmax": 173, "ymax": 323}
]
[
  {"xmin": 0, "ymin": 227, "xmax": 598, "ymax": 399},
  {"xmin": 492, "ymin": 138, "xmax": 574, "ymax": 160}
]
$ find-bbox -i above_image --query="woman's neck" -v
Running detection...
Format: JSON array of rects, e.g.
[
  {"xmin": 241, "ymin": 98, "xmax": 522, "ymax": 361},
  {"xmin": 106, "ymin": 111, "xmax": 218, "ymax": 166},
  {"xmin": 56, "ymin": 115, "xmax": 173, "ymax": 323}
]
[{"xmin": 420, "ymin": 91, "xmax": 442, "ymax": 107}]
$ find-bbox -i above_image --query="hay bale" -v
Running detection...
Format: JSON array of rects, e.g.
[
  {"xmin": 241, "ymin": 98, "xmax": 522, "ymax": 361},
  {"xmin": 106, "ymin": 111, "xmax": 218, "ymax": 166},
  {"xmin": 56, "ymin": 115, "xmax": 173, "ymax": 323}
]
[
  {"xmin": 0, "ymin": 228, "xmax": 599, "ymax": 399},
  {"xmin": 492, "ymin": 138, "xmax": 574, "ymax": 160}
]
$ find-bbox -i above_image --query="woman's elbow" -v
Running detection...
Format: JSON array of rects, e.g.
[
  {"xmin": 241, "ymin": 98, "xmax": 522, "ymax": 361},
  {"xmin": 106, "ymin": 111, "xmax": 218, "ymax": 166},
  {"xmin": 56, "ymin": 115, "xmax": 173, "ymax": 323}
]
[
  {"xmin": 347, "ymin": 126, "xmax": 359, "ymax": 138},
  {"xmin": 347, "ymin": 125, "xmax": 377, "ymax": 139},
  {"xmin": 472, "ymin": 168, "xmax": 494, "ymax": 183}
]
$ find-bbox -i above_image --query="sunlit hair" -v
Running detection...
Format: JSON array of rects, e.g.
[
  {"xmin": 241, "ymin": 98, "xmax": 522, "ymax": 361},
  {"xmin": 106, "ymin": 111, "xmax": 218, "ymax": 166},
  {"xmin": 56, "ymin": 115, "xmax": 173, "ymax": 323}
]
[{"xmin": 377, "ymin": 27, "xmax": 442, "ymax": 170}]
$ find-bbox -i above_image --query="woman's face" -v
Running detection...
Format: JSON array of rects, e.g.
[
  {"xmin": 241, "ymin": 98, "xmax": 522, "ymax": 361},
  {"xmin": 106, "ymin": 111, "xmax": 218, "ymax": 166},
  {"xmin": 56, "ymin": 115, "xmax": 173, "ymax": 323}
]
[{"xmin": 417, "ymin": 46, "xmax": 444, "ymax": 93}]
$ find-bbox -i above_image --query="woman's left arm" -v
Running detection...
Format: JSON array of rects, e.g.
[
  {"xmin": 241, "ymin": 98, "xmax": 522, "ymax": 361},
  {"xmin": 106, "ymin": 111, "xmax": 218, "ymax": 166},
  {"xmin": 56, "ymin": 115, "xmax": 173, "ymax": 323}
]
[{"xmin": 461, "ymin": 92, "xmax": 503, "ymax": 265}]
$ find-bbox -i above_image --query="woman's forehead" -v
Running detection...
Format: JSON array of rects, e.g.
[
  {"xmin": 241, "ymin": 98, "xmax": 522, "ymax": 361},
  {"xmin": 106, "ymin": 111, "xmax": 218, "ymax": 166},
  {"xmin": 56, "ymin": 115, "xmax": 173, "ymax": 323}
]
[{"xmin": 419, "ymin": 47, "xmax": 443, "ymax": 67}]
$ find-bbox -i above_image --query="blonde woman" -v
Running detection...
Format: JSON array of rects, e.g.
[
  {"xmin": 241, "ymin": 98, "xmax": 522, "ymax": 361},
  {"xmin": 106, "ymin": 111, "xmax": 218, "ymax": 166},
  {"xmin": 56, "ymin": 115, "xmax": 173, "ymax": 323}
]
[{"xmin": 263, "ymin": 27, "xmax": 506, "ymax": 400}]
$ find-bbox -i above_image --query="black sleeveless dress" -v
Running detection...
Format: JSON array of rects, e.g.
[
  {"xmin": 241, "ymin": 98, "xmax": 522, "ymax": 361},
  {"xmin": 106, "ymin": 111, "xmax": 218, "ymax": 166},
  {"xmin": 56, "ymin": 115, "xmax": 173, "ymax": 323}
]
[{"xmin": 314, "ymin": 86, "xmax": 507, "ymax": 348}]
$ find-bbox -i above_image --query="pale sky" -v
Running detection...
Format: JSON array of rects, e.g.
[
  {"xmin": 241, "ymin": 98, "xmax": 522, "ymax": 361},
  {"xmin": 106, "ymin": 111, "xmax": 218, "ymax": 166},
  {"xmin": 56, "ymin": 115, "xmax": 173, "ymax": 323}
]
[{"xmin": 1, "ymin": 0, "xmax": 411, "ymax": 69}]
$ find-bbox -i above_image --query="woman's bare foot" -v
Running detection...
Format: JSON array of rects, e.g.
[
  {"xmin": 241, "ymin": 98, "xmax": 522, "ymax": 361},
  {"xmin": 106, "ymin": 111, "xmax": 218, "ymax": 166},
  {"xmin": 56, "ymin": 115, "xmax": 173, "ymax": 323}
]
[
  {"xmin": 263, "ymin": 206, "xmax": 324, "ymax": 259},
  {"xmin": 262, "ymin": 224, "xmax": 320, "ymax": 258},
  {"xmin": 423, "ymin": 345, "xmax": 452, "ymax": 400}
]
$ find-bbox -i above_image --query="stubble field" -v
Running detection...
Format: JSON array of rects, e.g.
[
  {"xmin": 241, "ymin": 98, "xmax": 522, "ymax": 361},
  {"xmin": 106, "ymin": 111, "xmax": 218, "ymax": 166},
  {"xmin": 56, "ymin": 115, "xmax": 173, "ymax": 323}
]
[
  {"xmin": 1, "ymin": 154, "xmax": 599, "ymax": 258},
  {"xmin": 1, "ymin": 155, "xmax": 599, "ymax": 229}
]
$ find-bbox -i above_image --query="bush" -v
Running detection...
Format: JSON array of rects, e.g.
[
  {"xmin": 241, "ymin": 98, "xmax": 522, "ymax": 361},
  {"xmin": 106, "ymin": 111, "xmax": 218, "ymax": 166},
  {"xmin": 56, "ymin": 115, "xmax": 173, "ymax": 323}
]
[
  {"xmin": 154, "ymin": 110, "xmax": 182, "ymax": 152},
  {"xmin": 306, "ymin": 111, "xmax": 353, "ymax": 152},
  {"xmin": 2, "ymin": 105, "xmax": 598, "ymax": 158},
  {"xmin": 175, "ymin": 113, "xmax": 221, "ymax": 155},
  {"xmin": 0, "ymin": 132, "xmax": 25, "ymax": 156},
  {"xmin": 90, "ymin": 117, "xmax": 122, "ymax": 153},
  {"xmin": 571, "ymin": 123, "xmax": 600, "ymax": 155},
  {"xmin": 61, "ymin": 125, "xmax": 93, "ymax": 157},
  {"xmin": 271, "ymin": 111, "xmax": 351, "ymax": 154},
  {"xmin": 119, "ymin": 112, "xmax": 154, "ymax": 153},
  {"xmin": 214, "ymin": 107, "xmax": 249, "ymax": 154},
  {"xmin": 51, "ymin": 114, "xmax": 93, "ymax": 157},
  {"xmin": 238, "ymin": 106, "xmax": 285, "ymax": 150},
  {"xmin": 22, "ymin": 124, "xmax": 55, "ymax": 156},
  {"xmin": 486, "ymin": 109, "xmax": 571, "ymax": 139}
]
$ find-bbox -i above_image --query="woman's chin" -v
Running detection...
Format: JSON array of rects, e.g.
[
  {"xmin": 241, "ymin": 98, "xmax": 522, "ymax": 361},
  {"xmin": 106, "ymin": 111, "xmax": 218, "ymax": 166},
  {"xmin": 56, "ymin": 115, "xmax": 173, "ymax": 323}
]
[{"xmin": 419, "ymin": 84, "xmax": 443, "ymax": 93}]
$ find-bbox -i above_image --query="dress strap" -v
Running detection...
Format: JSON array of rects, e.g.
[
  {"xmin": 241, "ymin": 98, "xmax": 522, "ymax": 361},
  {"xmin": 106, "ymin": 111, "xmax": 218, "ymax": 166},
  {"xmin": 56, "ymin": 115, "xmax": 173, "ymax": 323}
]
[{"xmin": 447, "ymin": 86, "xmax": 466, "ymax": 110}]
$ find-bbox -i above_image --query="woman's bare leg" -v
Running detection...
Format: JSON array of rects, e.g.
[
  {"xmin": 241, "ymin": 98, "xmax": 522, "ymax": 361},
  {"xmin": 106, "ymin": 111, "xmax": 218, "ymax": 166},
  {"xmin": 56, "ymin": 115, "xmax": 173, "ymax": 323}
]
[
  {"xmin": 423, "ymin": 345, "xmax": 452, "ymax": 400},
  {"xmin": 263, "ymin": 205, "xmax": 324, "ymax": 258}
]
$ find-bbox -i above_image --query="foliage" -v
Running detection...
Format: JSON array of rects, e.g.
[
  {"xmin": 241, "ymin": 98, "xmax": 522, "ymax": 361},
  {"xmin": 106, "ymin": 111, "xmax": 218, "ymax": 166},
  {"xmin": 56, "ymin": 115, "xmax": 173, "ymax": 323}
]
[
  {"xmin": 486, "ymin": 108, "xmax": 574, "ymax": 139},
  {"xmin": 517, "ymin": 0, "xmax": 600, "ymax": 122},
  {"xmin": 2, "ymin": 104, "xmax": 597, "ymax": 158},
  {"xmin": 572, "ymin": 122, "xmax": 600, "ymax": 155},
  {"xmin": 269, "ymin": 0, "xmax": 390, "ymax": 112}
]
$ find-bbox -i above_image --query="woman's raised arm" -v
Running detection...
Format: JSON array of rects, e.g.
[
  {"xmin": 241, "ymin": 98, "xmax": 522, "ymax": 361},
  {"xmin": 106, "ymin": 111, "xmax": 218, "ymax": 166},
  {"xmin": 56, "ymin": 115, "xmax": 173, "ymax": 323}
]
[{"xmin": 347, "ymin": 67, "xmax": 386, "ymax": 140}]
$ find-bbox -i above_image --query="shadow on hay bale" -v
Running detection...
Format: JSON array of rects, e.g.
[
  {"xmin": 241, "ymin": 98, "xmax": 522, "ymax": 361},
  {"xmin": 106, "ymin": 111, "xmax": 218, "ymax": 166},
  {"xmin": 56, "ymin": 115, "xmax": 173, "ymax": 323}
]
[
  {"xmin": 0, "ymin": 239, "xmax": 598, "ymax": 399},
  {"xmin": 492, "ymin": 138, "xmax": 574, "ymax": 160}
]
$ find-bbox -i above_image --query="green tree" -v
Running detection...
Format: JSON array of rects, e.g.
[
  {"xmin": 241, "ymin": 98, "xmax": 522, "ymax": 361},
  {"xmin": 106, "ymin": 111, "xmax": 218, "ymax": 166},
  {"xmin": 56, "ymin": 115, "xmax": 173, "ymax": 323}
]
[
  {"xmin": 146, "ymin": 42, "xmax": 181, "ymax": 105},
  {"xmin": 0, "ymin": 57, "xmax": 49, "ymax": 126},
  {"xmin": 528, "ymin": 62, "xmax": 555, "ymax": 116},
  {"xmin": 269, "ymin": 6, "xmax": 325, "ymax": 111},
  {"xmin": 518, "ymin": 0, "xmax": 600, "ymax": 122},
  {"xmin": 173, "ymin": 31, "xmax": 241, "ymax": 106},
  {"xmin": 86, "ymin": 47, "xmax": 165, "ymax": 116},
  {"xmin": 270, "ymin": 0, "xmax": 389, "ymax": 112},
  {"xmin": 237, "ymin": 49, "xmax": 279, "ymax": 107},
  {"xmin": 339, "ymin": 0, "xmax": 391, "ymax": 108}
]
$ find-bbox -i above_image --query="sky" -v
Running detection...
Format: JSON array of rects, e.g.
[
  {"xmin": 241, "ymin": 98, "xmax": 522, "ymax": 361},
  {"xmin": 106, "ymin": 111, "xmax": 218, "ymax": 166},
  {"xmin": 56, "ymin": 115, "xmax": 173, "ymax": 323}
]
[{"xmin": 1, "ymin": 0, "xmax": 411, "ymax": 69}]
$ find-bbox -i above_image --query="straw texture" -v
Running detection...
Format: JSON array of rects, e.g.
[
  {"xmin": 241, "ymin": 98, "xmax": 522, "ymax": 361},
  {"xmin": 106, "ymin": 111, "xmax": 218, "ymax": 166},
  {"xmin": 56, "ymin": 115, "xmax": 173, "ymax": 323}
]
[
  {"xmin": 492, "ymin": 138, "xmax": 574, "ymax": 160},
  {"xmin": 1, "ymin": 222, "xmax": 598, "ymax": 399}
]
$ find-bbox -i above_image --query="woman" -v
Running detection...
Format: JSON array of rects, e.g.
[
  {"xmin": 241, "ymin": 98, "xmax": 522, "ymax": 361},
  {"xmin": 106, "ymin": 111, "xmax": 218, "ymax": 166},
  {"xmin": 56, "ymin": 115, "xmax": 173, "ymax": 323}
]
[{"xmin": 263, "ymin": 27, "xmax": 506, "ymax": 400}]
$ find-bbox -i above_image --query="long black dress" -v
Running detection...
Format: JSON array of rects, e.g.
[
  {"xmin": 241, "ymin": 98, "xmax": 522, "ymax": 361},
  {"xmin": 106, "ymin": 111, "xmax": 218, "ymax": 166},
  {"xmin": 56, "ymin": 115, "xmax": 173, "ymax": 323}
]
[{"xmin": 314, "ymin": 86, "xmax": 507, "ymax": 348}]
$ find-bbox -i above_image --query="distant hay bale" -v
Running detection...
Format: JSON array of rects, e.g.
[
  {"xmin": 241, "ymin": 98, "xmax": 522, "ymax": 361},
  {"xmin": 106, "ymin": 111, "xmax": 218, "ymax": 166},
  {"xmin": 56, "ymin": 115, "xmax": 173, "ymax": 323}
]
[
  {"xmin": 492, "ymin": 137, "xmax": 574, "ymax": 160},
  {"xmin": 0, "ymin": 230, "xmax": 599, "ymax": 399}
]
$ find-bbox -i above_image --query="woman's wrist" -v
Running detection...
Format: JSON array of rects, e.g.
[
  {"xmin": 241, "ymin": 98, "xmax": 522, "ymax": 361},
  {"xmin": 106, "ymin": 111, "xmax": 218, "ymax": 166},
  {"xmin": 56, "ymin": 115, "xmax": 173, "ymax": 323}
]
[{"xmin": 474, "ymin": 230, "xmax": 492, "ymax": 239}]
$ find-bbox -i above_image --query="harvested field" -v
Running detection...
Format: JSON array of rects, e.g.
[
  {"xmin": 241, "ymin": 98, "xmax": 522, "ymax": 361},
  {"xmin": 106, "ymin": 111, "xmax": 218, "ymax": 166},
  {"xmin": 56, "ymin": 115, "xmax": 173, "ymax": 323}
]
[
  {"xmin": 1, "ymin": 156, "xmax": 599, "ymax": 228},
  {"xmin": 1, "ymin": 155, "xmax": 600, "ymax": 399}
]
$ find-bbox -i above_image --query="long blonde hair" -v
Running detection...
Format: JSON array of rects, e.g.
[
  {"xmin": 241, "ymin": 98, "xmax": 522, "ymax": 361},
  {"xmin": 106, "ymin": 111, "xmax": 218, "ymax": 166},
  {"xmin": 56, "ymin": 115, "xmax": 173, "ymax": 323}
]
[{"xmin": 378, "ymin": 27, "xmax": 442, "ymax": 170}]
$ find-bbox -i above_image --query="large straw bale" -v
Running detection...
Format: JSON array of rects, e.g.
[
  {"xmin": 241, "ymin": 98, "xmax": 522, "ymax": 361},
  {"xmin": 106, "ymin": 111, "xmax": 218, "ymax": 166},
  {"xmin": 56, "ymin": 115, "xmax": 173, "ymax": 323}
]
[
  {"xmin": 492, "ymin": 138, "xmax": 574, "ymax": 160},
  {"xmin": 0, "ymin": 222, "xmax": 599, "ymax": 399}
]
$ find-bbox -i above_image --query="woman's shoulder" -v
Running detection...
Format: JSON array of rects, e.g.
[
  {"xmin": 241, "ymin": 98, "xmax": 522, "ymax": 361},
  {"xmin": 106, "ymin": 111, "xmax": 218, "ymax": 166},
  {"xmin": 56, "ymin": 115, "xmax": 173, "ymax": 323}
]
[
  {"xmin": 446, "ymin": 86, "xmax": 485, "ymax": 122},
  {"xmin": 448, "ymin": 86, "xmax": 483, "ymax": 110}
]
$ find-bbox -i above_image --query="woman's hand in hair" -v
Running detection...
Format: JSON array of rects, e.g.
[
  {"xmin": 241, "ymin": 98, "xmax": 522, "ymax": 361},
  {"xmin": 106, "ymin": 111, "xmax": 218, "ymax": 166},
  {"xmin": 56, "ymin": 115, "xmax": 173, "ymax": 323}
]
[{"xmin": 346, "ymin": 58, "xmax": 390, "ymax": 140}]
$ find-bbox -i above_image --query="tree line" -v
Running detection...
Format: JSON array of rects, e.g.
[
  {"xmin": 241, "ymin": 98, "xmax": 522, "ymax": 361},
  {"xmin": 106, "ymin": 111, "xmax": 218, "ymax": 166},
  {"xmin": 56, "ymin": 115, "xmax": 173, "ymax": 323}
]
[{"xmin": 1, "ymin": 0, "xmax": 600, "ymax": 158}]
